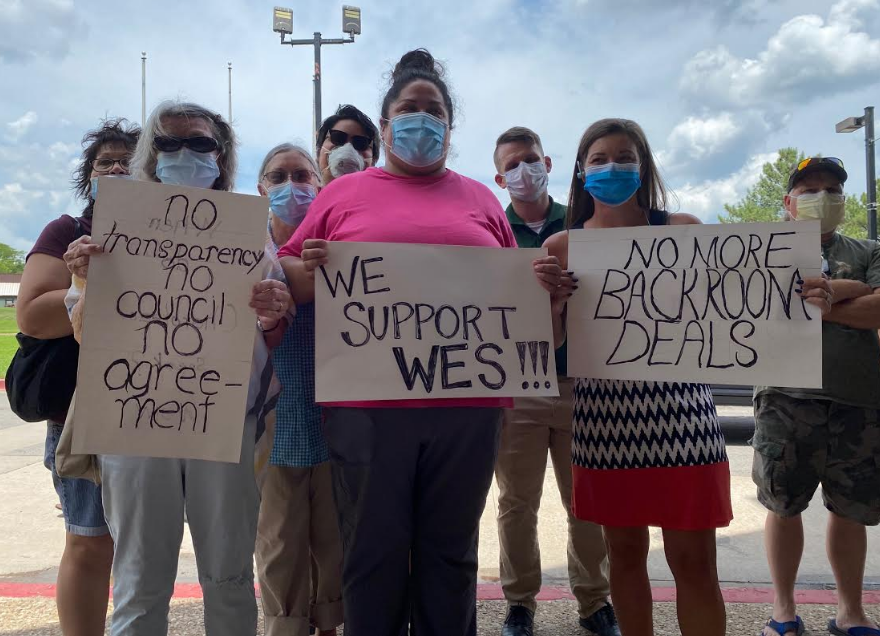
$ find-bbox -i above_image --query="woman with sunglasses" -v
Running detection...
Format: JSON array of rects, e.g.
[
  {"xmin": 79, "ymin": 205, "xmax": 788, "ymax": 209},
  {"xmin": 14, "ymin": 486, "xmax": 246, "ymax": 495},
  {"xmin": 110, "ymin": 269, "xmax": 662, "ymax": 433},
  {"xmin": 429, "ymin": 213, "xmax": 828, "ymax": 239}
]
[
  {"xmin": 278, "ymin": 49, "xmax": 563, "ymax": 635},
  {"xmin": 316, "ymin": 104, "xmax": 380, "ymax": 184},
  {"xmin": 544, "ymin": 118, "xmax": 733, "ymax": 636},
  {"xmin": 62, "ymin": 101, "xmax": 291, "ymax": 636},
  {"xmin": 17, "ymin": 118, "xmax": 139, "ymax": 636},
  {"xmin": 253, "ymin": 143, "xmax": 344, "ymax": 636}
]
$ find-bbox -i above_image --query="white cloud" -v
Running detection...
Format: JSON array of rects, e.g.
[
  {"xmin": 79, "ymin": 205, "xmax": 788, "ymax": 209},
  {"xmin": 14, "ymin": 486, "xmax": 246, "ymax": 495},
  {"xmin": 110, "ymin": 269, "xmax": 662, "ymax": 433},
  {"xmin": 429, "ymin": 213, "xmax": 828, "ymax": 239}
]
[
  {"xmin": 674, "ymin": 151, "xmax": 778, "ymax": 221},
  {"xmin": 680, "ymin": 0, "xmax": 880, "ymax": 108},
  {"xmin": 0, "ymin": 182, "xmax": 44, "ymax": 217},
  {"xmin": 6, "ymin": 111, "xmax": 37, "ymax": 141},
  {"xmin": 0, "ymin": 0, "xmax": 86, "ymax": 63}
]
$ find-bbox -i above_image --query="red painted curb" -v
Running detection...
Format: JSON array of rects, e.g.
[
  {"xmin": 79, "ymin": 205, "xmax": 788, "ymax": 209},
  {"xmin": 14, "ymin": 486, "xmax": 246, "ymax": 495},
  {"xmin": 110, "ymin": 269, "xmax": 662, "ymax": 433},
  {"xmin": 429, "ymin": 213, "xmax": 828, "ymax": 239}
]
[
  {"xmin": 0, "ymin": 583, "xmax": 878, "ymax": 604},
  {"xmin": 0, "ymin": 378, "xmax": 5, "ymax": 391}
]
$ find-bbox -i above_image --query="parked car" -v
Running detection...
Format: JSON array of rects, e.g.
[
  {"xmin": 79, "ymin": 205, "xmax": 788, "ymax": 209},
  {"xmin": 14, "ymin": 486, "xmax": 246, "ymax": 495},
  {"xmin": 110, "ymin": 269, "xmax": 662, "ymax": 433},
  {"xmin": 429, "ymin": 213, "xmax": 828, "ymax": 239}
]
[{"xmin": 709, "ymin": 384, "xmax": 753, "ymax": 407}]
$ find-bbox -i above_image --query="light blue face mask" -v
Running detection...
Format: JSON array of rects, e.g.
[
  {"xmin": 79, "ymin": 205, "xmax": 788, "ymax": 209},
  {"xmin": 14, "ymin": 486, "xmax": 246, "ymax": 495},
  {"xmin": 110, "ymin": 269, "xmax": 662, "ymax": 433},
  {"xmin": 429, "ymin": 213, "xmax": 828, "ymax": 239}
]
[
  {"xmin": 389, "ymin": 112, "xmax": 447, "ymax": 168},
  {"xmin": 580, "ymin": 162, "xmax": 641, "ymax": 207},
  {"xmin": 267, "ymin": 182, "xmax": 316, "ymax": 226},
  {"xmin": 90, "ymin": 174, "xmax": 131, "ymax": 200},
  {"xmin": 155, "ymin": 148, "xmax": 220, "ymax": 188}
]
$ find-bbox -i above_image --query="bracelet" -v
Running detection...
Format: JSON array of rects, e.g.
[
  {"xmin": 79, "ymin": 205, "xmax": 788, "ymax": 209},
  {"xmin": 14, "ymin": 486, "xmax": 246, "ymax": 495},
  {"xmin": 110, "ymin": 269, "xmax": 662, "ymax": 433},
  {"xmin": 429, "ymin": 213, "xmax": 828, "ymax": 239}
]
[{"xmin": 257, "ymin": 318, "xmax": 282, "ymax": 333}]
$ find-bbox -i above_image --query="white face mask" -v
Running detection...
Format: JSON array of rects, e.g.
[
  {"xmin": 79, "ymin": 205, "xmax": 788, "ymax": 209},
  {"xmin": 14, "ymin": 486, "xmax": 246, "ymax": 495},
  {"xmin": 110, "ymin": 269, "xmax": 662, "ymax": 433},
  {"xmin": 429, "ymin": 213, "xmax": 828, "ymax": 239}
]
[
  {"xmin": 792, "ymin": 191, "xmax": 846, "ymax": 233},
  {"xmin": 328, "ymin": 143, "xmax": 365, "ymax": 178},
  {"xmin": 504, "ymin": 161, "xmax": 549, "ymax": 202}
]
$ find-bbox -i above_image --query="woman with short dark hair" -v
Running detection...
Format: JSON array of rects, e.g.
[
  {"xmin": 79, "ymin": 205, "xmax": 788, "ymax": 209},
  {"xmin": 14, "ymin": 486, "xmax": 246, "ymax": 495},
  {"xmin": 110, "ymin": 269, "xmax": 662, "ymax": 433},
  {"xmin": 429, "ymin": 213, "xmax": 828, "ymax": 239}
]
[
  {"xmin": 315, "ymin": 104, "xmax": 379, "ymax": 184},
  {"xmin": 17, "ymin": 117, "xmax": 140, "ymax": 636}
]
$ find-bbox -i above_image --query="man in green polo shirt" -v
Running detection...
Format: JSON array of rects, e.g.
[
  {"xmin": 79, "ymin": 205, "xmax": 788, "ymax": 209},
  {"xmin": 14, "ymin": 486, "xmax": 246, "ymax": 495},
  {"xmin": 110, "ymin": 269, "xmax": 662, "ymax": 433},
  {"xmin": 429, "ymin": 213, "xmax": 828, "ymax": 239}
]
[{"xmin": 492, "ymin": 127, "xmax": 617, "ymax": 636}]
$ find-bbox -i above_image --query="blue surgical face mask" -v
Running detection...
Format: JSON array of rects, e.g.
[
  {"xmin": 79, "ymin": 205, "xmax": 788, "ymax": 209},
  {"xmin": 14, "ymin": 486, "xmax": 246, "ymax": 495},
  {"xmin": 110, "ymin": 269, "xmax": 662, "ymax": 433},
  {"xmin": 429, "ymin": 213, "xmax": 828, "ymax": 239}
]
[
  {"xmin": 155, "ymin": 148, "xmax": 220, "ymax": 189},
  {"xmin": 267, "ymin": 182, "xmax": 316, "ymax": 226},
  {"xmin": 389, "ymin": 112, "xmax": 447, "ymax": 168},
  {"xmin": 580, "ymin": 162, "xmax": 641, "ymax": 207},
  {"xmin": 90, "ymin": 174, "xmax": 131, "ymax": 200}
]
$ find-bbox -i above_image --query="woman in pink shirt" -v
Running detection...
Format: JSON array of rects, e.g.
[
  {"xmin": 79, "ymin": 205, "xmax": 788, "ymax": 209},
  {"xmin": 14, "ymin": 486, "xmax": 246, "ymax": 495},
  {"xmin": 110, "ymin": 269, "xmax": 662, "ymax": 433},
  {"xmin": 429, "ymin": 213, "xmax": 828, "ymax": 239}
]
[{"xmin": 278, "ymin": 49, "xmax": 563, "ymax": 635}]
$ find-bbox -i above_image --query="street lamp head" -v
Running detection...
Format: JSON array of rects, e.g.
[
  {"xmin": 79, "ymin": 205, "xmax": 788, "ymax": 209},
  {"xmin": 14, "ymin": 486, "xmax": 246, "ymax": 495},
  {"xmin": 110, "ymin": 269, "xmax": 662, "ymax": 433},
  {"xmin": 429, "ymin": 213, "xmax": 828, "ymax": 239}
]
[
  {"xmin": 343, "ymin": 5, "xmax": 362, "ymax": 35},
  {"xmin": 273, "ymin": 6, "xmax": 293, "ymax": 34},
  {"xmin": 836, "ymin": 116, "xmax": 865, "ymax": 134}
]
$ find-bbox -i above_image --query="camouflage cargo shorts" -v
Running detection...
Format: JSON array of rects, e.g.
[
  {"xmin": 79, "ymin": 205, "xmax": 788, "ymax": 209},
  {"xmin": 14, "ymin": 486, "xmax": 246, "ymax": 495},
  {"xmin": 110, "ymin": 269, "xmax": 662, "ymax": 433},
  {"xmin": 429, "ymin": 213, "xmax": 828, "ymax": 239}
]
[{"xmin": 751, "ymin": 392, "xmax": 880, "ymax": 526}]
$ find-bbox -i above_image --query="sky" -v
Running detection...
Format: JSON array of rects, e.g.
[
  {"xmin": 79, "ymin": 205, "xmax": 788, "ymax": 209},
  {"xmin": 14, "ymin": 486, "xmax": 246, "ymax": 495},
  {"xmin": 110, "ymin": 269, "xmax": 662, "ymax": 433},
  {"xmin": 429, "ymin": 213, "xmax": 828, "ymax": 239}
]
[{"xmin": 1, "ymin": 0, "xmax": 878, "ymax": 252}]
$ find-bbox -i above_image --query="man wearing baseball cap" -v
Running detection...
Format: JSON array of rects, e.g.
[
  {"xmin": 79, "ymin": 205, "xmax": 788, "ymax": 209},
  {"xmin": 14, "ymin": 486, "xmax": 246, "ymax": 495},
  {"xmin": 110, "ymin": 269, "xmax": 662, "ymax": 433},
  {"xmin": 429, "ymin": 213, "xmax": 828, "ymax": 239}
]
[{"xmin": 752, "ymin": 156, "xmax": 880, "ymax": 636}]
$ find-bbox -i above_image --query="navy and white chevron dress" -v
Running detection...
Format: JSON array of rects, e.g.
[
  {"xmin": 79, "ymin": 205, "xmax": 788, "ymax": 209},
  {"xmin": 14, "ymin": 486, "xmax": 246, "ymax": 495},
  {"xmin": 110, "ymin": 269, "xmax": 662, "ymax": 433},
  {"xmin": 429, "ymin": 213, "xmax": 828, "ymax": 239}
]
[{"xmin": 571, "ymin": 379, "xmax": 732, "ymax": 529}]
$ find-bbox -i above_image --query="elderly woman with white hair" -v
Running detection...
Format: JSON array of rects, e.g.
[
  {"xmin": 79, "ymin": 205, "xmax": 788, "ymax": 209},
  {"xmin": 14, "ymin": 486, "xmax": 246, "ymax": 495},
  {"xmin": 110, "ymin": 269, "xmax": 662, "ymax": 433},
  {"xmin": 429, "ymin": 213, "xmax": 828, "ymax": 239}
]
[
  {"xmin": 63, "ymin": 101, "xmax": 292, "ymax": 636},
  {"xmin": 254, "ymin": 142, "xmax": 344, "ymax": 636}
]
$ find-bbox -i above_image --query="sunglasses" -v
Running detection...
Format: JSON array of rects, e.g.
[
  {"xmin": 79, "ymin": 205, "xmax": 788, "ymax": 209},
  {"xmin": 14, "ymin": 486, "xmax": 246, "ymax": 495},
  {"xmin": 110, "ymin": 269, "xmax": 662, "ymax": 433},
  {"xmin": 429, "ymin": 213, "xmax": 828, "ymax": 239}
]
[
  {"xmin": 795, "ymin": 157, "xmax": 844, "ymax": 173},
  {"xmin": 91, "ymin": 157, "xmax": 131, "ymax": 172},
  {"xmin": 328, "ymin": 129, "xmax": 372, "ymax": 152},
  {"xmin": 154, "ymin": 136, "xmax": 220, "ymax": 153}
]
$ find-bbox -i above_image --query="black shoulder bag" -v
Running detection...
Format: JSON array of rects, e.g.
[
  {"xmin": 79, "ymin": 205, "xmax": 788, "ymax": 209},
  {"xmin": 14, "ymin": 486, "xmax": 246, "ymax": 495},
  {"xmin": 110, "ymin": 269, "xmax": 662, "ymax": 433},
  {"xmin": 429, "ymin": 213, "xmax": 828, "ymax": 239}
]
[{"xmin": 4, "ymin": 218, "xmax": 84, "ymax": 422}]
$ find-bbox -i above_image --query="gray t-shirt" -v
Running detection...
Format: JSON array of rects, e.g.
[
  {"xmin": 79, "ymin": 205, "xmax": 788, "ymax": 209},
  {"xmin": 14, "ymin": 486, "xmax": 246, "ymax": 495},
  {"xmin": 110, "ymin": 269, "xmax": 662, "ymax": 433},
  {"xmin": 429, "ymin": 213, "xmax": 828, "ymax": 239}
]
[{"xmin": 756, "ymin": 233, "xmax": 880, "ymax": 409}]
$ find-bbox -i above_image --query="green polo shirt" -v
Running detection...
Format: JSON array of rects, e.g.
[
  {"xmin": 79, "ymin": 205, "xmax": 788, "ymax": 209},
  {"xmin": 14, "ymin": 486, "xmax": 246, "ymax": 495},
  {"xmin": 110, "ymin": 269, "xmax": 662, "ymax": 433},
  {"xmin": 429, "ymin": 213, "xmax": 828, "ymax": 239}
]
[{"xmin": 505, "ymin": 197, "xmax": 570, "ymax": 377}]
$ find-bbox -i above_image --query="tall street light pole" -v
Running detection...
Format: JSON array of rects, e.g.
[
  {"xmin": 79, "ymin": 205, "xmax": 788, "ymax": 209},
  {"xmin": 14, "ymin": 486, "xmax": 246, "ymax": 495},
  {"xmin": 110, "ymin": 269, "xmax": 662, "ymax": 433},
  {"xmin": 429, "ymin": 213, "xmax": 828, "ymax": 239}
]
[
  {"xmin": 273, "ymin": 6, "xmax": 362, "ymax": 148},
  {"xmin": 228, "ymin": 62, "xmax": 233, "ymax": 122},
  {"xmin": 836, "ymin": 106, "xmax": 877, "ymax": 241}
]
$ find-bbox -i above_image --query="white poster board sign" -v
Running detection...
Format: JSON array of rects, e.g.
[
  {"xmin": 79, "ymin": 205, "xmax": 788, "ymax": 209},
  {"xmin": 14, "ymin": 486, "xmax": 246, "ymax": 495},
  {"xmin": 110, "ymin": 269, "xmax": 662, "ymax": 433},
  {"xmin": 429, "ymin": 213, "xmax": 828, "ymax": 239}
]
[
  {"xmin": 73, "ymin": 177, "xmax": 268, "ymax": 462},
  {"xmin": 566, "ymin": 221, "xmax": 822, "ymax": 388},
  {"xmin": 315, "ymin": 242, "xmax": 559, "ymax": 402}
]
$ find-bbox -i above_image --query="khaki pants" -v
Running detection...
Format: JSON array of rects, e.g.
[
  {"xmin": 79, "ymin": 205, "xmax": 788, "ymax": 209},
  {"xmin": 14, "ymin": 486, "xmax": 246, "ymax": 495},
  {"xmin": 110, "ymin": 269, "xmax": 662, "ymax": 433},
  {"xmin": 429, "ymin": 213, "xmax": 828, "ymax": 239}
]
[
  {"xmin": 495, "ymin": 378, "xmax": 610, "ymax": 618},
  {"xmin": 256, "ymin": 462, "xmax": 343, "ymax": 636}
]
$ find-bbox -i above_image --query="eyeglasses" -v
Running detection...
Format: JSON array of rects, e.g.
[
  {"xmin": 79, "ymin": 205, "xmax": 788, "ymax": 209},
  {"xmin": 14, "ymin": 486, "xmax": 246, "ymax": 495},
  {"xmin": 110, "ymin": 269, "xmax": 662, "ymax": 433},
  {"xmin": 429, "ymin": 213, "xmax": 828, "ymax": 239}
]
[
  {"xmin": 262, "ymin": 169, "xmax": 317, "ymax": 186},
  {"xmin": 327, "ymin": 129, "xmax": 372, "ymax": 152},
  {"xmin": 91, "ymin": 158, "xmax": 130, "ymax": 172},
  {"xmin": 795, "ymin": 157, "xmax": 844, "ymax": 173},
  {"xmin": 154, "ymin": 136, "xmax": 220, "ymax": 153}
]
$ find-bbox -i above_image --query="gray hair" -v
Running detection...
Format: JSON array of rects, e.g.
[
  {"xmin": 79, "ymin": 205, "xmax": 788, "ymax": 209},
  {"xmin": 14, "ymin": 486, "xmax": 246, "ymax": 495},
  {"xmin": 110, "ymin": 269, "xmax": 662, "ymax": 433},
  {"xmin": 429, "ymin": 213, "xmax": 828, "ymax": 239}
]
[
  {"xmin": 131, "ymin": 100, "xmax": 238, "ymax": 191},
  {"xmin": 258, "ymin": 143, "xmax": 321, "ymax": 185}
]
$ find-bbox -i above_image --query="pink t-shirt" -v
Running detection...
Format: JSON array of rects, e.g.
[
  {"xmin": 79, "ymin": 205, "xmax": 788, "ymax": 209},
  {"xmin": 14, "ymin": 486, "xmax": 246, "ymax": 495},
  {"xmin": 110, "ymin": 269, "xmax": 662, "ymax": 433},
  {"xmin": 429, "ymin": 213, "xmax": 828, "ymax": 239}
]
[{"xmin": 279, "ymin": 167, "xmax": 517, "ymax": 409}]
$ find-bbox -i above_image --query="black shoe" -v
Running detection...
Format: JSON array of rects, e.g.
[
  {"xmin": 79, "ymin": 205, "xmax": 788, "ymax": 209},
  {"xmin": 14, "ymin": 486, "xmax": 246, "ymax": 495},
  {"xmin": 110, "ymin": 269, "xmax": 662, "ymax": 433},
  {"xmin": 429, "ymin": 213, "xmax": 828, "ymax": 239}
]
[
  {"xmin": 502, "ymin": 605, "xmax": 535, "ymax": 636},
  {"xmin": 579, "ymin": 603, "xmax": 621, "ymax": 636}
]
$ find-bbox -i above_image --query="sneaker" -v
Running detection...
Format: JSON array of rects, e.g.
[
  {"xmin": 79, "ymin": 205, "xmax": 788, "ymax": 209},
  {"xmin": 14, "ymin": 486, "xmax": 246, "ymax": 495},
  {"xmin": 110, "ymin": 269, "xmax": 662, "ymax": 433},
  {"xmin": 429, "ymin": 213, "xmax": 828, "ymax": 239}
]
[
  {"xmin": 579, "ymin": 603, "xmax": 621, "ymax": 636},
  {"xmin": 502, "ymin": 605, "xmax": 535, "ymax": 636}
]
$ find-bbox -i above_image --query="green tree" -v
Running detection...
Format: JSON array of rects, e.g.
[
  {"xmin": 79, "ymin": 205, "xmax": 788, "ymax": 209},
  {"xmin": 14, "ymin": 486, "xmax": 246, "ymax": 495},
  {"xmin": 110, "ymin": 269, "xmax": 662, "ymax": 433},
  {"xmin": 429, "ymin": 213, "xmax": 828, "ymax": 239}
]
[
  {"xmin": 719, "ymin": 148, "xmax": 804, "ymax": 224},
  {"xmin": 720, "ymin": 148, "xmax": 877, "ymax": 240},
  {"xmin": 0, "ymin": 243, "xmax": 25, "ymax": 274}
]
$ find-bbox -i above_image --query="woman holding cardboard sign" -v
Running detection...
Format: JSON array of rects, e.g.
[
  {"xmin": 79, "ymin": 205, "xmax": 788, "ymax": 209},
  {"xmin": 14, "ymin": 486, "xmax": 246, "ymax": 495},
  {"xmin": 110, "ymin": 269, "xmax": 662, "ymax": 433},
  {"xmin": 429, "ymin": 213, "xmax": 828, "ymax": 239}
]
[
  {"xmin": 278, "ymin": 49, "xmax": 564, "ymax": 635},
  {"xmin": 64, "ymin": 101, "xmax": 291, "ymax": 636}
]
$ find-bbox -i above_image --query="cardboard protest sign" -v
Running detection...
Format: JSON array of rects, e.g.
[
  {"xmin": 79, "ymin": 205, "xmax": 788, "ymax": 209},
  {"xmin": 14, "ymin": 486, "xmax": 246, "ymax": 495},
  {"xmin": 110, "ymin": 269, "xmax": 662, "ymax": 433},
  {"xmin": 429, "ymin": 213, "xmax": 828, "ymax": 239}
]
[
  {"xmin": 72, "ymin": 177, "xmax": 268, "ymax": 463},
  {"xmin": 567, "ymin": 221, "xmax": 822, "ymax": 388},
  {"xmin": 314, "ymin": 242, "xmax": 558, "ymax": 402}
]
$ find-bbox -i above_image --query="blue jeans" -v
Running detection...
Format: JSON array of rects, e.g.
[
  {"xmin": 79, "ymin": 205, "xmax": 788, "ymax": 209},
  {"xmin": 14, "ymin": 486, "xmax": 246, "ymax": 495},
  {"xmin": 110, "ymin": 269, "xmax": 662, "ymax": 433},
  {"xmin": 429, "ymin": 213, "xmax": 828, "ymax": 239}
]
[{"xmin": 44, "ymin": 422, "xmax": 108, "ymax": 537}]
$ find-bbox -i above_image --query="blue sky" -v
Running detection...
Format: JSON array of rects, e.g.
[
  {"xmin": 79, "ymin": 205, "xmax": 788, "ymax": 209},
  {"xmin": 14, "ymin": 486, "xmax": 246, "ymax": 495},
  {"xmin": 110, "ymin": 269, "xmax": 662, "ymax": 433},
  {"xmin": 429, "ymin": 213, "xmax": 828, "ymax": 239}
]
[{"xmin": 1, "ymin": 0, "xmax": 879, "ymax": 252}]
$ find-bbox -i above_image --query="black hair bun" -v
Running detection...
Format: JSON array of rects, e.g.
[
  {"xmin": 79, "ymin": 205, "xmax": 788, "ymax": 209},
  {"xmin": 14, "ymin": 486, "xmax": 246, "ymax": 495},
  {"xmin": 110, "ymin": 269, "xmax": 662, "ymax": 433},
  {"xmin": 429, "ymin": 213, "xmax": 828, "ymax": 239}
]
[{"xmin": 392, "ymin": 49, "xmax": 442, "ymax": 81}]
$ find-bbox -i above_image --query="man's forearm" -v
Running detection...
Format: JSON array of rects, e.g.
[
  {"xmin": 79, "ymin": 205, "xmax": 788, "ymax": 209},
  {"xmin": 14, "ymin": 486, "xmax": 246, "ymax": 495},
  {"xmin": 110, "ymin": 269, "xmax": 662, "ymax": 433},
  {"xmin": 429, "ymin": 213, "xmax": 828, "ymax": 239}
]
[{"xmin": 824, "ymin": 292, "xmax": 880, "ymax": 330}]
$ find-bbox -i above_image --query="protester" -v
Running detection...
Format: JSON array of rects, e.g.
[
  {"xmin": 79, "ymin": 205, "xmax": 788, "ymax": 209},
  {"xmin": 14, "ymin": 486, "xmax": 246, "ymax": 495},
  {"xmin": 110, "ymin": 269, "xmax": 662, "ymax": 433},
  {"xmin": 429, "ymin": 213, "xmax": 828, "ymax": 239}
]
[
  {"xmin": 752, "ymin": 157, "xmax": 878, "ymax": 636},
  {"xmin": 545, "ymin": 118, "xmax": 738, "ymax": 636},
  {"xmin": 16, "ymin": 118, "xmax": 139, "ymax": 636},
  {"xmin": 278, "ymin": 49, "xmax": 564, "ymax": 635},
  {"xmin": 62, "ymin": 100, "xmax": 290, "ymax": 636},
  {"xmin": 315, "ymin": 104, "xmax": 379, "ymax": 185},
  {"xmin": 254, "ymin": 142, "xmax": 343, "ymax": 636},
  {"xmin": 492, "ymin": 126, "xmax": 617, "ymax": 636}
]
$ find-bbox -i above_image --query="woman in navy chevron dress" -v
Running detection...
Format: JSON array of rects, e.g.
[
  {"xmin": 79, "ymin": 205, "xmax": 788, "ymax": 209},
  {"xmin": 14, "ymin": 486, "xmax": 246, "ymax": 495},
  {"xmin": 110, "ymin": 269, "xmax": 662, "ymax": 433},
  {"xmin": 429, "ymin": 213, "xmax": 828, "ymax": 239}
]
[{"xmin": 546, "ymin": 119, "xmax": 732, "ymax": 636}]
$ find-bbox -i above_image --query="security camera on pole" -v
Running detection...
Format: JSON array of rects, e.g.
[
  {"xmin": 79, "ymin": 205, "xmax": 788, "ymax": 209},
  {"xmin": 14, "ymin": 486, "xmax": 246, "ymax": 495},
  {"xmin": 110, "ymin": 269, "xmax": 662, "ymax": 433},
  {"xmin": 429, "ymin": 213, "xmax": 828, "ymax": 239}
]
[
  {"xmin": 836, "ymin": 106, "xmax": 877, "ymax": 241},
  {"xmin": 273, "ymin": 5, "xmax": 362, "ymax": 150}
]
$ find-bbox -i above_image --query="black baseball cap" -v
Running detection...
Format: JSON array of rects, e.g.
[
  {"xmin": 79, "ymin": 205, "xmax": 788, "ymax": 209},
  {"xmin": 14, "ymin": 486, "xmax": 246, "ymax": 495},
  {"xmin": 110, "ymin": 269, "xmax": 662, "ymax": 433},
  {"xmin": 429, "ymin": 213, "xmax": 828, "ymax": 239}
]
[{"xmin": 787, "ymin": 156, "xmax": 848, "ymax": 192}]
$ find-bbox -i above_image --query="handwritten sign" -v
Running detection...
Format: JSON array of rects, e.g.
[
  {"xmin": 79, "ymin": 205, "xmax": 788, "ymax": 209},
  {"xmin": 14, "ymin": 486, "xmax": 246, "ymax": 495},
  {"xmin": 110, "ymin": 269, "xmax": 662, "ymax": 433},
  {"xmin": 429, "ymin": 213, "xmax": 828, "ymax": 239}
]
[
  {"xmin": 566, "ymin": 221, "xmax": 822, "ymax": 387},
  {"xmin": 314, "ymin": 242, "xmax": 558, "ymax": 402},
  {"xmin": 72, "ymin": 177, "xmax": 268, "ymax": 462}
]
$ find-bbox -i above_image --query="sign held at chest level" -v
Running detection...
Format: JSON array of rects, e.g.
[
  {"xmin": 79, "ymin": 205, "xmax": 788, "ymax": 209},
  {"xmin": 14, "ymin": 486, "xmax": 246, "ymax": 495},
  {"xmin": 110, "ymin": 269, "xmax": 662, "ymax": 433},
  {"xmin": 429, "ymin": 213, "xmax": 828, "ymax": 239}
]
[
  {"xmin": 566, "ymin": 221, "xmax": 823, "ymax": 388},
  {"xmin": 314, "ymin": 242, "xmax": 559, "ymax": 401},
  {"xmin": 72, "ymin": 178, "xmax": 269, "ymax": 463}
]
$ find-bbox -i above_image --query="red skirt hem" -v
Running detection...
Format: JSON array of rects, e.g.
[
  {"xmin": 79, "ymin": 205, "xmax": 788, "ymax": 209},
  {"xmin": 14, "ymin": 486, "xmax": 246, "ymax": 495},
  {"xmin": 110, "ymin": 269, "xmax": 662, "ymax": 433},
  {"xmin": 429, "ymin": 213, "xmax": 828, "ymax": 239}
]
[{"xmin": 572, "ymin": 462, "xmax": 733, "ymax": 530}]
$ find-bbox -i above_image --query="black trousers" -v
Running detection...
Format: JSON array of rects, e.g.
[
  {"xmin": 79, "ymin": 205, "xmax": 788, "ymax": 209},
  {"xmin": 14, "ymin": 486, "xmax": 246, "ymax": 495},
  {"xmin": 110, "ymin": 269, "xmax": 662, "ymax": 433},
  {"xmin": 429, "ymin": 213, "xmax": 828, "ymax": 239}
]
[{"xmin": 323, "ymin": 406, "xmax": 503, "ymax": 636}]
